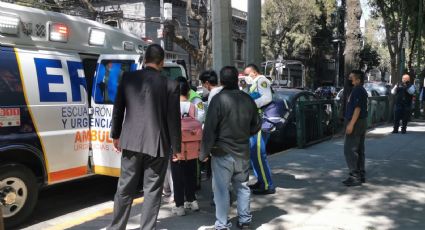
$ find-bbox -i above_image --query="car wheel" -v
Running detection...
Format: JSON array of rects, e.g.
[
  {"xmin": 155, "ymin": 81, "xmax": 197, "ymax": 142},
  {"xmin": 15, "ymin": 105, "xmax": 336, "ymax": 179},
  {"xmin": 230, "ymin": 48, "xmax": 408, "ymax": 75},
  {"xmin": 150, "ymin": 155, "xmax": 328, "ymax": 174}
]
[{"xmin": 0, "ymin": 164, "xmax": 38, "ymax": 228}]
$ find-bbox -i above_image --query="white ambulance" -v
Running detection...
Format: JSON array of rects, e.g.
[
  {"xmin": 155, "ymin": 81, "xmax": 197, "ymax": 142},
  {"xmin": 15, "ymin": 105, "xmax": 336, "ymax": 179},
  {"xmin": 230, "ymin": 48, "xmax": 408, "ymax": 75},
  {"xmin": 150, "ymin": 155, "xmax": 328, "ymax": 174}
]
[{"xmin": 0, "ymin": 2, "xmax": 149, "ymax": 227}]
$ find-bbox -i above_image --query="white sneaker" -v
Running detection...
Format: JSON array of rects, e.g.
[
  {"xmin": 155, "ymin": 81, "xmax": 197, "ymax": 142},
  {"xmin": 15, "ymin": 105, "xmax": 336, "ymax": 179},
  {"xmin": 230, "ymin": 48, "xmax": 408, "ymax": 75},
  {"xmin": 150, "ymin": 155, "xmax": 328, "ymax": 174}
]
[
  {"xmin": 171, "ymin": 206, "xmax": 186, "ymax": 216},
  {"xmin": 190, "ymin": 200, "xmax": 199, "ymax": 211},
  {"xmin": 184, "ymin": 201, "xmax": 191, "ymax": 209}
]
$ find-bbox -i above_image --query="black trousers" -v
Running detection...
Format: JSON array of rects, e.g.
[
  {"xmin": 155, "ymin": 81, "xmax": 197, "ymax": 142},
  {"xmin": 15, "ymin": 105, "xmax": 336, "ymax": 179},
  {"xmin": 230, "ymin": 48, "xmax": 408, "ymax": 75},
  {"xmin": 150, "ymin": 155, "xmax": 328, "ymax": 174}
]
[
  {"xmin": 108, "ymin": 150, "xmax": 168, "ymax": 230},
  {"xmin": 344, "ymin": 119, "xmax": 367, "ymax": 178},
  {"xmin": 393, "ymin": 105, "xmax": 411, "ymax": 131},
  {"xmin": 171, "ymin": 159, "xmax": 197, "ymax": 207}
]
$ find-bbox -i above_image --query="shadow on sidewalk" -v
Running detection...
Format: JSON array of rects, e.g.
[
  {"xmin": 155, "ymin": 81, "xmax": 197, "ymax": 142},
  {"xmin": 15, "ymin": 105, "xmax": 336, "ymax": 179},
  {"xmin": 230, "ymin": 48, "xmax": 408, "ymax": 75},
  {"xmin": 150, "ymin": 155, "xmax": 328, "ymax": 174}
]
[
  {"xmin": 228, "ymin": 205, "xmax": 287, "ymax": 229},
  {"xmin": 265, "ymin": 124, "xmax": 425, "ymax": 229}
]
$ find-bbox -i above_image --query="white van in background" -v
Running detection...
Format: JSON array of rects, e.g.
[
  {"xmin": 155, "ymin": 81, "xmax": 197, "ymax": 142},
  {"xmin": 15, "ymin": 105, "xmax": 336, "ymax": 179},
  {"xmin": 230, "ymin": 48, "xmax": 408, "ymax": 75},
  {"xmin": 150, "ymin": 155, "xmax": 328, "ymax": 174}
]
[{"xmin": 0, "ymin": 2, "xmax": 146, "ymax": 227}]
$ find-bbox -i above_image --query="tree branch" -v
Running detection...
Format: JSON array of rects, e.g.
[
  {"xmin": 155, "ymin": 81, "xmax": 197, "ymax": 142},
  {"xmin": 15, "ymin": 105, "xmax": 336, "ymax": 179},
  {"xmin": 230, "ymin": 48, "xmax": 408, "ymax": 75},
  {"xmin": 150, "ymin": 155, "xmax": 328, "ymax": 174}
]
[{"xmin": 173, "ymin": 34, "xmax": 200, "ymax": 61}]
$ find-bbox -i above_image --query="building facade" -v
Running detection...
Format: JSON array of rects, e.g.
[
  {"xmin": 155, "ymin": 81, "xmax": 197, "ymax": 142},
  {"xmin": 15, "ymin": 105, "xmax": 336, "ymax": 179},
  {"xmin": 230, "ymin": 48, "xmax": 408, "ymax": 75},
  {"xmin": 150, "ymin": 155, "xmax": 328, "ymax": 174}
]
[{"xmin": 91, "ymin": 0, "xmax": 247, "ymax": 76}]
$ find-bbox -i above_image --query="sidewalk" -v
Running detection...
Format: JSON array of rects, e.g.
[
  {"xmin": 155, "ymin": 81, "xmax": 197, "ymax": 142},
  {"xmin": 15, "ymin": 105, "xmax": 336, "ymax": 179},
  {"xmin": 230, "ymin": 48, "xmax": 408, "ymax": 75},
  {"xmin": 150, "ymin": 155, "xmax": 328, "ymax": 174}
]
[{"xmin": 63, "ymin": 122, "xmax": 425, "ymax": 229}]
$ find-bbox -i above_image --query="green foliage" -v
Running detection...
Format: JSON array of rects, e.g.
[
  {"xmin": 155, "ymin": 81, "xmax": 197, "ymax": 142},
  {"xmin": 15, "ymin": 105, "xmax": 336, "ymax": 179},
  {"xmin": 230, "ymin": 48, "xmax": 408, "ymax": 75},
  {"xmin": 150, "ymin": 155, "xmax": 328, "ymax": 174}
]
[
  {"xmin": 363, "ymin": 17, "xmax": 391, "ymax": 71},
  {"xmin": 359, "ymin": 43, "xmax": 381, "ymax": 70},
  {"xmin": 368, "ymin": 0, "xmax": 424, "ymax": 83},
  {"xmin": 262, "ymin": 0, "xmax": 335, "ymax": 59}
]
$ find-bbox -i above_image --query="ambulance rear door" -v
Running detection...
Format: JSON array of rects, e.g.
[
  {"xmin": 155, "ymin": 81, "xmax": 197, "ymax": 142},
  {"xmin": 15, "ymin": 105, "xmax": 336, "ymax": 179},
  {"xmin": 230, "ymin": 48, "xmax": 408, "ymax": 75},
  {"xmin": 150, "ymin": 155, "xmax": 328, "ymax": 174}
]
[
  {"xmin": 91, "ymin": 54, "xmax": 140, "ymax": 177},
  {"xmin": 13, "ymin": 48, "xmax": 91, "ymax": 183}
]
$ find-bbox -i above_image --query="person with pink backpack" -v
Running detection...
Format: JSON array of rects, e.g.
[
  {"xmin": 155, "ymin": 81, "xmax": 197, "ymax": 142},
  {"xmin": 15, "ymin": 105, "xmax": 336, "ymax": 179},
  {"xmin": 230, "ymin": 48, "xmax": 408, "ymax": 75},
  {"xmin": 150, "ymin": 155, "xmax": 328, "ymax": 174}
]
[{"xmin": 170, "ymin": 78, "xmax": 203, "ymax": 216}]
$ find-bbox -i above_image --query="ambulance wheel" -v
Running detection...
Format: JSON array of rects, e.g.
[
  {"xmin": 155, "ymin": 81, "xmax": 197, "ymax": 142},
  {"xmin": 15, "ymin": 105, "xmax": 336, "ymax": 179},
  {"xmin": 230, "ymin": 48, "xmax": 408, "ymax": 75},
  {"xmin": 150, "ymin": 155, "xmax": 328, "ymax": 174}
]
[{"xmin": 0, "ymin": 164, "xmax": 38, "ymax": 228}]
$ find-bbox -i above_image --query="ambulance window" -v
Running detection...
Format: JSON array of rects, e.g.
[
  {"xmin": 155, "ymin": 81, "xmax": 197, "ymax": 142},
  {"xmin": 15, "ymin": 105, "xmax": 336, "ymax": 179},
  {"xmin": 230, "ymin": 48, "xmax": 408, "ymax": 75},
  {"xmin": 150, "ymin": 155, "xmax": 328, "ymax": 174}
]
[
  {"xmin": 93, "ymin": 60, "xmax": 134, "ymax": 104},
  {"xmin": 161, "ymin": 67, "xmax": 183, "ymax": 80}
]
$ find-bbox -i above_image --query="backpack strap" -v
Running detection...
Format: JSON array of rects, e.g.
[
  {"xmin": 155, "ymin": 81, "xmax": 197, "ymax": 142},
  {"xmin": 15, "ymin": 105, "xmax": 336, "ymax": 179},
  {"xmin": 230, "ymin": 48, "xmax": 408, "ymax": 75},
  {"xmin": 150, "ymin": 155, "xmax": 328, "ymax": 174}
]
[{"xmin": 188, "ymin": 103, "xmax": 196, "ymax": 119}]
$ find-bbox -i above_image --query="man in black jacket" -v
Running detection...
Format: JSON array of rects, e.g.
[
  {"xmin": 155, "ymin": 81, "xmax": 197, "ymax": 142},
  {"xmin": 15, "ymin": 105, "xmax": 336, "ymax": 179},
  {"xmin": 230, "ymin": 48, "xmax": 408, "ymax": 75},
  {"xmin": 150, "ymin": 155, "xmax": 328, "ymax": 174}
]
[
  {"xmin": 391, "ymin": 73, "xmax": 416, "ymax": 134},
  {"xmin": 108, "ymin": 44, "xmax": 181, "ymax": 230},
  {"xmin": 200, "ymin": 66, "xmax": 261, "ymax": 230}
]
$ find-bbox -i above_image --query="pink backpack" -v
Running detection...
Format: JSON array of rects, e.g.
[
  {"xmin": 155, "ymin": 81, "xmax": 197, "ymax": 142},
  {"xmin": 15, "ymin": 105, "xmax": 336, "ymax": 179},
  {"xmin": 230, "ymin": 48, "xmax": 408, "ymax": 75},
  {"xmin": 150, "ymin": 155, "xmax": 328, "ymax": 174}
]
[{"xmin": 174, "ymin": 103, "xmax": 202, "ymax": 161}]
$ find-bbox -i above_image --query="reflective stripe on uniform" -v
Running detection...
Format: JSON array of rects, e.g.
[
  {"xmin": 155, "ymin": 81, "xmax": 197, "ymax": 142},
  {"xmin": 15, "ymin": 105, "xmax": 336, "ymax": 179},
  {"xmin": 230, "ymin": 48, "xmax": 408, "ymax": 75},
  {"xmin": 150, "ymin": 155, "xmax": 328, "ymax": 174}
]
[{"xmin": 256, "ymin": 130, "xmax": 268, "ymax": 190}]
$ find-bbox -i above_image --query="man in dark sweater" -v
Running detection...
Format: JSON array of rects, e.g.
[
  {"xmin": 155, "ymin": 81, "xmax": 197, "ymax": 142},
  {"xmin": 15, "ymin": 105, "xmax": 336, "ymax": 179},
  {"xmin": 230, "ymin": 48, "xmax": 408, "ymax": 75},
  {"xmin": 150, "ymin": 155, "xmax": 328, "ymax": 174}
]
[
  {"xmin": 343, "ymin": 70, "xmax": 368, "ymax": 187},
  {"xmin": 200, "ymin": 66, "xmax": 261, "ymax": 230}
]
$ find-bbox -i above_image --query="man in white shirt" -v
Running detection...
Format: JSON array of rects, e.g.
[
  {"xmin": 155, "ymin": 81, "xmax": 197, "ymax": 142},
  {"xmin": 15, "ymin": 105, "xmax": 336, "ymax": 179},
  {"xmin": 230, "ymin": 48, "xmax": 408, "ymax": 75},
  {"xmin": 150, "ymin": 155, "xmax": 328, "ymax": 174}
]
[{"xmin": 244, "ymin": 64, "xmax": 275, "ymax": 195}]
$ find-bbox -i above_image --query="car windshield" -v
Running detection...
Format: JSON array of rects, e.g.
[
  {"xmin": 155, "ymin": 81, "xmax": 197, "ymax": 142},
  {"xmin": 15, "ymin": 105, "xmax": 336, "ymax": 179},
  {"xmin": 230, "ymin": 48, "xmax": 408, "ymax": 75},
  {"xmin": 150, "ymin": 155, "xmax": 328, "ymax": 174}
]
[{"xmin": 364, "ymin": 82, "xmax": 389, "ymax": 95}]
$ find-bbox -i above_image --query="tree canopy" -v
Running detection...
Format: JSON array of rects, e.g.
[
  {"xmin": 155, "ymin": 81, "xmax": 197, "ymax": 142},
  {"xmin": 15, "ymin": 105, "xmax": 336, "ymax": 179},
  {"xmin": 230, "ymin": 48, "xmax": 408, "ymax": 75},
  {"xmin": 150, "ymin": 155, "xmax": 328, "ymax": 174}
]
[
  {"xmin": 261, "ymin": 0, "xmax": 324, "ymax": 60},
  {"xmin": 369, "ymin": 0, "xmax": 425, "ymax": 83}
]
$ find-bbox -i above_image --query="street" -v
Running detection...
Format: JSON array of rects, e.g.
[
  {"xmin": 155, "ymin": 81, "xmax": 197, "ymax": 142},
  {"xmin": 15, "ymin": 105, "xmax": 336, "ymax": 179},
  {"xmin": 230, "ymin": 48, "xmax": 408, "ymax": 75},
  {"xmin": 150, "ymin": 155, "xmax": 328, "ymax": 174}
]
[
  {"xmin": 14, "ymin": 176, "xmax": 118, "ymax": 230},
  {"xmin": 16, "ymin": 121, "xmax": 425, "ymax": 230}
]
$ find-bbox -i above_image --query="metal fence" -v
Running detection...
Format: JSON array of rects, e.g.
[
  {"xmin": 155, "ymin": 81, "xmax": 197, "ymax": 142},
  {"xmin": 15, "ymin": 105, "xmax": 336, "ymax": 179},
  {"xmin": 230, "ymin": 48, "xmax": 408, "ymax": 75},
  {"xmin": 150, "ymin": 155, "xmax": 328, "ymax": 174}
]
[
  {"xmin": 367, "ymin": 96, "xmax": 390, "ymax": 128},
  {"xmin": 296, "ymin": 96, "xmax": 390, "ymax": 148},
  {"xmin": 295, "ymin": 99, "xmax": 337, "ymax": 148}
]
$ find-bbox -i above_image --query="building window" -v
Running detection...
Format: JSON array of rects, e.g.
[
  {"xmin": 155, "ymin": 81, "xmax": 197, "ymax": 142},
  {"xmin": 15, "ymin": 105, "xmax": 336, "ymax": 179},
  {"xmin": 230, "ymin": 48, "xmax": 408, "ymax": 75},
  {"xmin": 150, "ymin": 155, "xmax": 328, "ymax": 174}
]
[
  {"xmin": 235, "ymin": 39, "xmax": 243, "ymax": 60},
  {"xmin": 164, "ymin": 24, "xmax": 174, "ymax": 51},
  {"xmin": 105, "ymin": 20, "xmax": 119, "ymax": 28}
]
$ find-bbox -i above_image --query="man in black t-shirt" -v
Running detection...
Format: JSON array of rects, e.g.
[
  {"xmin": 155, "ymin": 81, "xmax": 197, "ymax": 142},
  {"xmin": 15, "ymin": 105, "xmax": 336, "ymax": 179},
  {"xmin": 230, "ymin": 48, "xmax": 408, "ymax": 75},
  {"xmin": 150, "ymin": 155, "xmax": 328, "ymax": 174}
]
[
  {"xmin": 391, "ymin": 74, "xmax": 416, "ymax": 134},
  {"xmin": 343, "ymin": 70, "xmax": 368, "ymax": 187}
]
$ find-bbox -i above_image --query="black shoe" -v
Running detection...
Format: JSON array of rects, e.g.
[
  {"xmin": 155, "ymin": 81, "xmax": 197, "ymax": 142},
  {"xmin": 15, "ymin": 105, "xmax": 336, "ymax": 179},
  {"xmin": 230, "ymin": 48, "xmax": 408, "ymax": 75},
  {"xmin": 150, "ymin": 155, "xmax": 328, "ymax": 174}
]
[
  {"xmin": 252, "ymin": 187, "xmax": 276, "ymax": 195},
  {"xmin": 248, "ymin": 182, "xmax": 261, "ymax": 190},
  {"xmin": 360, "ymin": 176, "xmax": 366, "ymax": 183},
  {"xmin": 401, "ymin": 129, "xmax": 406, "ymax": 134},
  {"xmin": 342, "ymin": 177, "xmax": 362, "ymax": 187},
  {"xmin": 236, "ymin": 221, "xmax": 251, "ymax": 229},
  {"xmin": 391, "ymin": 129, "xmax": 398, "ymax": 134}
]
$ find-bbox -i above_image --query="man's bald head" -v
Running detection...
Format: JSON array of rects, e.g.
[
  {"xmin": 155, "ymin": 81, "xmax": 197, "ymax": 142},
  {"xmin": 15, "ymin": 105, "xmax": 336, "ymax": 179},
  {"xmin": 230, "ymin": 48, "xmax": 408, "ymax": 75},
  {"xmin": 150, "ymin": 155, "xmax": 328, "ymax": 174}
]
[{"xmin": 402, "ymin": 74, "xmax": 411, "ymax": 83}]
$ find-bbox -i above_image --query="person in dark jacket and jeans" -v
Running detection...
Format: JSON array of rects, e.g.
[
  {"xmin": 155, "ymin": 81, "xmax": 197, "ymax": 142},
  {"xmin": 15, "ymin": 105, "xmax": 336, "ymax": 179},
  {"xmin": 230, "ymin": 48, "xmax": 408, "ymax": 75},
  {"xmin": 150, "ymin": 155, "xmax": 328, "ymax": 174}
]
[
  {"xmin": 200, "ymin": 66, "xmax": 261, "ymax": 230},
  {"xmin": 391, "ymin": 73, "xmax": 416, "ymax": 134},
  {"xmin": 343, "ymin": 70, "xmax": 368, "ymax": 187}
]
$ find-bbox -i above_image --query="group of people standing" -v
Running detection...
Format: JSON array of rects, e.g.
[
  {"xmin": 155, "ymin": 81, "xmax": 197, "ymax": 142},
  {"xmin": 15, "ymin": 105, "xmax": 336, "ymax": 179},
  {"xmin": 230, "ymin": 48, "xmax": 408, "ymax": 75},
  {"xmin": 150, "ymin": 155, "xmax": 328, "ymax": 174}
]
[
  {"xmin": 100, "ymin": 42, "xmax": 423, "ymax": 229},
  {"xmin": 106, "ymin": 44, "xmax": 276, "ymax": 230}
]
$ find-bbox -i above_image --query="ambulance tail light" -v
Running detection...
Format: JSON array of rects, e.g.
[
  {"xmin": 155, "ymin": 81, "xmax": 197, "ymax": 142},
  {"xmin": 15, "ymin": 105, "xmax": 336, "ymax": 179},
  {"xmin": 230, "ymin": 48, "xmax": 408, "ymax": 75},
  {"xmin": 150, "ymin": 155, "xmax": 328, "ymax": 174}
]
[
  {"xmin": 49, "ymin": 23, "xmax": 69, "ymax": 42},
  {"xmin": 89, "ymin": 28, "xmax": 105, "ymax": 46},
  {"xmin": 0, "ymin": 14, "xmax": 20, "ymax": 35}
]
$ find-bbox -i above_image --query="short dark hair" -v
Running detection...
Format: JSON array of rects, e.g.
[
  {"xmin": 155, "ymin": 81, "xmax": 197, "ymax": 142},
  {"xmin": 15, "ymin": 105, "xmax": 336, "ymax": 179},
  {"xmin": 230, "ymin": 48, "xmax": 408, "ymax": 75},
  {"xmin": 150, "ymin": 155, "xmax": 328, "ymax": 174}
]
[
  {"xmin": 220, "ymin": 66, "xmax": 239, "ymax": 90},
  {"xmin": 176, "ymin": 76, "xmax": 190, "ymax": 96},
  {"xmin": 145, "ymin": 44, "xmax": 164, "ymax": 65},
  {"xmin": 350, "ymin": 70, "xmax": 365, "ymax": 83},
  {"xmin": 245, "ymin": 63, "xmax": 260, "ymax": 74},
  {"xmin": 199, "ymin": 70, "xmax": 218, "ymax": 85}
]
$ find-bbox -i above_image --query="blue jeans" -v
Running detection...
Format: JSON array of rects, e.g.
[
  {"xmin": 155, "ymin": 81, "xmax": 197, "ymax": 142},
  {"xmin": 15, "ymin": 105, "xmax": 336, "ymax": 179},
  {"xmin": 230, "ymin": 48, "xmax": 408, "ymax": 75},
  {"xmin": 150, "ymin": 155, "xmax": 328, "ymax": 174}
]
[
  {"xmin": 212, "ymin": 154, "xmax": 252, "ymax": 229},
  {"xmin": 249, "ymin": 130, "xmax": 274, "ymax": 190}
]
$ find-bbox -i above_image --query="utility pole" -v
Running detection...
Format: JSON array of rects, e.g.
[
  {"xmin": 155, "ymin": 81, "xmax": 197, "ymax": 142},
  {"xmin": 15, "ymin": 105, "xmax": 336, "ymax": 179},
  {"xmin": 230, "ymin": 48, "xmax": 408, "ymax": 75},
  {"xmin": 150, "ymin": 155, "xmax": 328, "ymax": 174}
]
[
  {"xmin": 160, "ymin": 0, "xmax": 164, "ymax": 48},
  {"xmin": 212, "ymin": 0, "xmax": 233, "ymax": 72},
  {"xmin": 246, "ymin": 0, "xmax": 262, "ymax": 67},
  {"xmin": 414, "ymin": 0, "xmax": 423, "ymax": 118},
  {"xmin": 399, "ymin": 0, "xmax": 408, "ymax": 79},
  {"xmin": 417, "ymin": 0, "xmax": 423, "ymax": 75}
]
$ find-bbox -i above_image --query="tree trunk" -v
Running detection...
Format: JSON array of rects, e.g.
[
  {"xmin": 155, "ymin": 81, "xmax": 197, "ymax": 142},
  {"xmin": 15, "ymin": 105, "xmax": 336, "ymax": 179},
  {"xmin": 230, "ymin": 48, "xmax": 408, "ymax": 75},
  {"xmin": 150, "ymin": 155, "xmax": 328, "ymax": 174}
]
[
  {"xmin": 397, "ymin": 1, "xmax": 409, "ymax": 82},
  {"xmin": 390, "ymin": 57, "xmax": 398, "ymax": 84},
  {"xmin": 344, "ymin": 0, "xmax": 362, "ymax": 76},
  {"xmin": 341, "ymin": 0, "xmax": 362, "ymax": 120},
  {"xmin": 171, "ymin": 0, "xmax": 212, "ymax": 75}
]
